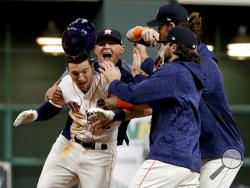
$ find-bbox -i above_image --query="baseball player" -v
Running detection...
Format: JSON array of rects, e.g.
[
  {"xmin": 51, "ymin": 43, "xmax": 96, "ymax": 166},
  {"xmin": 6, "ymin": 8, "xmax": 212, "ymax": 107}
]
[
  {"xmin": 126, "ymin": 3, "xmax": 244, "ymax": 188},
  {"xmin": 13, "ymin": 18, "xmax": 118, "ymax": 188},
  {"xmin": 14, "ymin": 19, "xmax": 147, "ymax": 187},
  {"xmin": 46, "ymin": 28, "xmax": 136, "ymax": 146},
  {"xmin": 14, "ymin": 56, "xmax": 123, "ymax": 188},
  {"xmin": 92, "ymin": 27, "xmax": 204, "ymax": 187},
  {"xmin": 41, "ymin": 30, "xmax": 146, "ymax": 188}
]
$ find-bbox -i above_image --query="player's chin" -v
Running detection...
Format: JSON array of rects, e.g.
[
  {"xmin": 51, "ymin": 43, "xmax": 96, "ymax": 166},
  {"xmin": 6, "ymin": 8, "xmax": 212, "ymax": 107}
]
[{"xmin": 79, "ymin": 85, "xmax": 87, "ymax": 92}]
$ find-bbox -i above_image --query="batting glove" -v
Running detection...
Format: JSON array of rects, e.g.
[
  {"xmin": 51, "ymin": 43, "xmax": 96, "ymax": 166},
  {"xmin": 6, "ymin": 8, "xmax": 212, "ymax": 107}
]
[
  {"xmin": 87, "ymin": 107, "xmax": 115, "ymax": 121},
  {"xmin": 13, "ymin": 109, "xmax": 38, "ymax": 127},
  {"xmin": 141, "ymin": 28, "xmax": 159, "ymax": 47}
]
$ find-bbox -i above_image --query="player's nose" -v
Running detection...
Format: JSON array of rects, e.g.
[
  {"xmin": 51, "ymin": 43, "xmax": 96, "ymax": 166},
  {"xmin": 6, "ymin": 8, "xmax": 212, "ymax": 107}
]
[
  {"xmin": 103, "ymin": 42, "xmax": 111, "ymax": 48},
  {"xmin": 78, "ymin": 73, "xmax": 87, "ymax": 82}
]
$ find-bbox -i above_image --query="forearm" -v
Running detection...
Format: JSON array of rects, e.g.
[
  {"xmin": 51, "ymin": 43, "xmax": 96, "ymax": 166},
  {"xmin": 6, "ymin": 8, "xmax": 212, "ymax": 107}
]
[
  {"xmin": 126, "ymin": 26, "xmax": 151, "ymax": 47},
  {"xmin": 113, "ymin": 104, "xmax": 151, "ymax": 121},
  {"xmin": 36, "ymin": 101, "xmax": 62, "ymax": 121},
  {"xmin": 13, "ymin": 101, "xmax": 63, "ymax": 127},
  {"xmin": 126, "ymin": 26, "xmax": 147, "ymax": 42},
  {"xmin": 125, "ymin": 109, "xmax": 152, "ymax": 121}
]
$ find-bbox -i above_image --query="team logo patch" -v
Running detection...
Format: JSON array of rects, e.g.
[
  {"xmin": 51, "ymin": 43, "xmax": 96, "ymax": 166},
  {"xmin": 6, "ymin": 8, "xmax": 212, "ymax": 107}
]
[{"xmin": 104, "ymin": 29, "xmax": 112, "ymax": 35}]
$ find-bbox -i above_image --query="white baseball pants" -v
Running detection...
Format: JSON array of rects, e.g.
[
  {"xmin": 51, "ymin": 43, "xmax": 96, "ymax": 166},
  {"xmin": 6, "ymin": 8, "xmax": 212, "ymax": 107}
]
[
  {"xmin": 198, "ymin": 158, "xmax": 242, "ymax": 188},
  {"xmin": 128, "ymin": 159, "xmax": 200, "ymax": 188},
  {"xmin": 37, "ymin": 134, "xmax": 116, "ymax": 188}
]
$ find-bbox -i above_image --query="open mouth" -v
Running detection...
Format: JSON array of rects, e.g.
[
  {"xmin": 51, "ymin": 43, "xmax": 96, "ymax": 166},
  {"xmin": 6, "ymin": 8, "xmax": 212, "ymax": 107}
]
[{"xmin": 103, "ymin": 51, "xmax": 112, "ymax": 60}]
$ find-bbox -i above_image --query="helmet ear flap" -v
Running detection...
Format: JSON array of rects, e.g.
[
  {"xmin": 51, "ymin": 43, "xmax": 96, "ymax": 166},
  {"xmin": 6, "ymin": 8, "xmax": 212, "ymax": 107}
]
[{"xmin": 62, "ymin": 18, "xmax": 96, "ymax": 59}]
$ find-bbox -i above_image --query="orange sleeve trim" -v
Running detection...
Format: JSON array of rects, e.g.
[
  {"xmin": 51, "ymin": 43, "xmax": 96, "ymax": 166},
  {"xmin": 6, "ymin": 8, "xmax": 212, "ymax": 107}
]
[
  {"xmin": 116, "ymin": 99, "xmax": 136, "ymax": 110},
  {"xmin": 133, "ymin": 26, "xmax": 145, "ymax": 39}
]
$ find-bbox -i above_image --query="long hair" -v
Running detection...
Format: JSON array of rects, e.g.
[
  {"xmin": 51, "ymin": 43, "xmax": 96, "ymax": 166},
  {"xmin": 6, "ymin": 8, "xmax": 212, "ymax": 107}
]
[
  {"xmin": 188, "ymin": 12, "xmax": 202, "ymax": 38},
  {"xmin": 171, "ymin": 42, "xmax": 200, "ymax": 64},
  {"xmin": 180, "ymin": 12, "xmax": 202, "ymax": 39}
]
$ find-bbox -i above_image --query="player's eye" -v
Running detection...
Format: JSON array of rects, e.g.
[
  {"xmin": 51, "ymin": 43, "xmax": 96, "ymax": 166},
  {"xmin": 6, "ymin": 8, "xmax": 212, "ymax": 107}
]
[{"xmin": 71, "ymin": 72, "xmax": 79, "ymax": 77}]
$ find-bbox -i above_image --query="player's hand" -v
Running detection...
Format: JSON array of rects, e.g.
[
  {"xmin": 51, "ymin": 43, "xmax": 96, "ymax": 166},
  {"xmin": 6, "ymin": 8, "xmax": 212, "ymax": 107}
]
[
  {"xmin": 141, "ymin": 28, "xmax": 159, "ymax": 47},
  {"xmin": 45, "ymin": 80, "xmax": 65, "ymax": 107},
  {"xmin": 134, "ymin": 43, "xmax": 148, "ymax": 62},
  {"xmin": 99, "ymin": 61, "xmax": 121, "ymax": 84},
  {"xmin": 87, "ymin": 107, "xmax": 115, "ymax": 121},
  {"xmin": 132, "ymin": 47, "xmax": 148, "ymax": 77},
  {"xmin": 103, "ymin": 95, "xmax": 119, "ymax": 110},
  {"xmin": 132, "ymin": 47, "xmax": 142, "ymax": 77},
  {"xmin": 13, "ymin": 110, "xmax": 38, "ymax": 127}
]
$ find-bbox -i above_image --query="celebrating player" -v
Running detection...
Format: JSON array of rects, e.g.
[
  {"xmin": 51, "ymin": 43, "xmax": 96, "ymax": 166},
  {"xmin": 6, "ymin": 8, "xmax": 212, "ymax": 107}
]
[
  {"xmin": 13, "ymin": 18, "xmax": 127, "ymax": 188},
  {"xmin": 94, "ymin": 27, "xmax": 203, "ymax": 187},
  {"xmin": 14, "ymin": 17, "xmax": 150, "ymax": 188},
  {"xmin": 126, "ymin": 3, "xmax": 244, "ymax": 187}
]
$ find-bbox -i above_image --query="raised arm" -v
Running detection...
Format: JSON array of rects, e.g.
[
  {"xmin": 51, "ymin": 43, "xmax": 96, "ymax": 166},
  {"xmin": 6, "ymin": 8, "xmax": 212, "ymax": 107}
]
[
  {"xmin": 13, "ymin": 101, "xmax": 62, "ymax": 127},
  {"xmin": 126, "ymin": 26, "xmax": 159, "ymax": 47}
]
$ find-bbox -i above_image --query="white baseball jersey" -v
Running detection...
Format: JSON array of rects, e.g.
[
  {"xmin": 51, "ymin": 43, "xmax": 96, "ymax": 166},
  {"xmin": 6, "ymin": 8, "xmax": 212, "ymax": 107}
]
[
  {"xmin": 59, "ymin": 72, "xmax": 120, "ymax": 144},
  {"xmin": 37, "ymin": 71, "xmax": 119, "ymax": 188}
]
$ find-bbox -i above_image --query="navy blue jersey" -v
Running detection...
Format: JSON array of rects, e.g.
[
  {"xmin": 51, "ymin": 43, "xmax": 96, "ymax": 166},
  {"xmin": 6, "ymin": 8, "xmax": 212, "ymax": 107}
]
[
  {"xmin": 198, "ymin": 43, "xmax": 244, "ymax": 159},
  {"xmin": 139, "ymin": 43, "xmax": 244, "ymax": 160},
  {"xmin": 108, "ymin": 59, "xmax": 204, "ymax": 172}
]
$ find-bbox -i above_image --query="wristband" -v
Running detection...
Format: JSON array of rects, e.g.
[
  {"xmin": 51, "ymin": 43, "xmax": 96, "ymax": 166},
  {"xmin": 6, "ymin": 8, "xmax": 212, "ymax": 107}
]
[
  {"xmin": 116, "ymin": 99, "xmax": 136, "ymax": 110},
  {"xmin": 133, "ymin": 26, "xmax": 145, "ymax": 39}
]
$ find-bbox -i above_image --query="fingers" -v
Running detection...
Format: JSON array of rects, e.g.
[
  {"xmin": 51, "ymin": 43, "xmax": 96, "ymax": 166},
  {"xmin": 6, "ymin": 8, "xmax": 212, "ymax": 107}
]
[
  {"xmin": 99, "ymin": 61, "xmax": 121, "ymax": 83},
  {"xmin": 87, "ymin": 109, "xmax": 105, "ymax": 121},
  {"xmin": 92, "ymin": 120, "xmax": 110, "ymax": 130},
  {"xmin": 13, "ymin": 112, "xmax": 27, "ymax": 126},
  {"xmin": 87, "ymin": 114, "xmax": 98, "ymax": 121},
  {"xmin": 98, "ymin": 67, "xmax": 105, "ymax": 74},
  {"xmin": 13, "ymin": 110, "xmax": 38, "ymax": 127},
  {"xmin": 87, "ymin": 107, "xmax": 114, "ymax": 121},
  {"xmin": 45, "ymin": 87, "xmax": 53, "ymax": 101},
  {"xmin": 101, "ymin": 61, "xmax": 115, "ymax": 69},
  {"xmin": 50, "ymin": 87, "xmax": 65, "ymax": 106},
  {"xmin": 141, "ymin": 28, "xmax": 159, "ymax": 47},
  {"xmin": 99, "ymin": 120, "xmax": 111, "ymax": 129},
  {"xmin": 45, "ymin": 86, "xmax": 62, "ymax": 100},
  {"xmin": 45, "ymin": 79, "xmax": 62, "ymax": 101},
  {"xmin": 13, "ymin": 114, "xmax": 24, "ymax": 126},
  {"xmin": 99, "ymin": 61, "xmax": 114, "ymax": 74},
  {"xmin": 53, "ymin": 87, "xmax": 63, "ymax": 100},
  {"xmin": 153, "ymin": 30, "xmax": 160, "ymax": 41}
]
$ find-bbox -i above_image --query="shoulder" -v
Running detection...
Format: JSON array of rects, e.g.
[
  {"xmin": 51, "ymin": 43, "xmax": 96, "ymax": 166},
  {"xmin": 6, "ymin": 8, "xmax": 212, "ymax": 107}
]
[
  {"xmin": 60, "ymin": 74, "xmax": 72, "ymax": 85},
  {"xmin": 119, "ymin": 59, "xmax": 134, "ymax": 83},
  {"xmin": 120, "ymin": 59, "xmax": 132, "ymax": 73},
  {"xmin": 152, "ymin": 63, "xmax": 178, "ymax": 77}
]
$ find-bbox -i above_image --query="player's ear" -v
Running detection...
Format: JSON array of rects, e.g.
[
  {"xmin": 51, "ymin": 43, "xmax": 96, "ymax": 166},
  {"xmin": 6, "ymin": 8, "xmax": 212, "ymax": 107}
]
[
  {"xmin": 169, "ymin": 22, "xmax": 176, "ymax": 29},
  {"xmin": 120, "ymin": 45, "xmax": 125, "ymax": 54},
  {"xmin": 171, "ymin": 43, "xmax": 177, "ymax": 52}
]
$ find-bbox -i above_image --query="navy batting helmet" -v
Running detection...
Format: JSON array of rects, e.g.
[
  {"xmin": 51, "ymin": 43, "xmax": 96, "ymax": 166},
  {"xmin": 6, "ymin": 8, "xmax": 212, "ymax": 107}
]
[{"xmin": 62, "ymin": 18, "xmax": 96, "ymax": 60}]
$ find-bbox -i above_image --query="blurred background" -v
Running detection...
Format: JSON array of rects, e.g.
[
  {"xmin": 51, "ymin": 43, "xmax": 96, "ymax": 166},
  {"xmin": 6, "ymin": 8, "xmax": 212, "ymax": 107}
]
[{"xmin": 0, "ymin": 0, "xmax": 250, "ymax": 187}]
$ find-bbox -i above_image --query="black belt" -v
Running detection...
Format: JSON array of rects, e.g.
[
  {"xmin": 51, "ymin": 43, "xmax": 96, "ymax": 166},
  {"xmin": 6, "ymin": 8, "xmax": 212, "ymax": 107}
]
[{"xmin": 74, "ymin": 137, "xmax": 107, "ymax": 150}]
